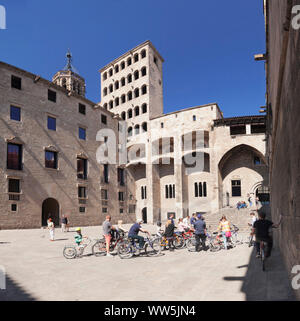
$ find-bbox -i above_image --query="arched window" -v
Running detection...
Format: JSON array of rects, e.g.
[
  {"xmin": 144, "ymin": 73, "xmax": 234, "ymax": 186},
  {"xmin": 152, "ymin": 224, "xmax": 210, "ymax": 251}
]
[
  {"xmin": 142, "ymin": 103, "xmax": 147, "ymax": 114},
  {"xmin": 103, "ymin": 72, "xmax": 107, "ymax": 81},
  {"xmin": 109, "ymin": 100, "xmax": 113, "ymax": 109},
  {"xmin": 134, "ymin": 88, "xmax": 140, "ymax": 98},
  {"xmin": 134, "ymin": 53, "xmax": 139, "ymax": 63},
  {"xmin": 121, "ymin": 112, "xmax": 126, "ymax": 120},
  {"xmin": 115, "ymin": 97, "xmax": 119, "ymax": 107},
  {"xmin": 109, "ymin": 68, "xmax": 113, "ymax": 77},
  {"xmin": 169, "ymin": 184, "xmax": 173, "ymax": 198},
  {"xmin": 141, "ymin": 49, "xmax": 146, "ymax": 59},
  {"xmin": 141, "ymin": 67, "xmax": 147, "ymax": 76},
  {"xmin": 62, "ymin": 78, "xmax": 67, "ymax": 89},
  {"xmin": 109, "ymin": 84, "xmax": 113, "ymax": 93},
  {"xmin": 173, "ymin": 184, "xmax": 175, "ymax": 198},
  {"xmin": 128, "ymin": 109, "xmax": 133, "ymax": 119},
  {"xmin": 134, "ymin": 124, "xmax": 140, "ymax": 135},
  {"xmin": 194, "ymin": 182, "xmax": 198, "ymax": 197},
  {"xmin": 141, "ymin": 85, "xmax": 147, "ymax": 95},
  {"xmin": 103, "ymin": 103, "xmax": 108, "ymax": 110},
  {"xmin": 127, "ymin": 57, "xmax": 132, "ymax": 66},
  {"xmin": 128, "ymin": 127, "xmax": 133, "ymax": 137},
  {"xmin": 121, "ymin": 94, "xmax": 126, "ymax": 104},
  {"xmin": 135, "ymin": 106, "xmax": 140, "ymax": 116},
  {"xmin": 127, "ymin": 91, "xmax": 132, "ymax": 101},
  {"xmin": 114, "ymin": 65, "xmax": 119, "ymax": 73},
  {"xmin": 115, "ymin": 81, "xmax": 119, "ymax": 90},
  {"xmin": 103, "ymin": 88, "xmax": 107, "ymax": 96},
  {"xmin": 165, "ymin": 185, "xmax": 169, "ymax": 199},
  {"xmin": 127, "ymin": 74, "xmax": 132, "ymax": 84},
  {"xmin": 121, "ymin": 61, "xmax": 125, "ymax": 70},
  {"xmin": 142, "ymin": 122, "xmax": 147, "ymax": 132},
  {"xmin": 121, "ymin": 78, "xmax": 125, "ymax": 87},
  {"xmin": 134, "ymin": 70, "xmax": 139, "ymax": 80}
]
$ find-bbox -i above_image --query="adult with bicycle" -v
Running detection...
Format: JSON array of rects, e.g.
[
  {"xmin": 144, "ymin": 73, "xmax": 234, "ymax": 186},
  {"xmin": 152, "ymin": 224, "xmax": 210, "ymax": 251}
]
[
  {"xmin": 192, "ymin": 214, "xmax": 207, "ymax": 252},
  {"xmin": 164, "ymin": 219, "xmax": 176, "ymax": 251},
  {"xmin": 128, "ymin": 219, "xmax": 150, "ymax": 249},
  {"xmin": 217, "ymin": 216, "xmax": 232, "ymax": 250},
  {"xmin": 102, "ymin": 215, "xmax": 116, "ymax": 257},
  {"xmin": 251, "ymin": 210, "xmax": 282, "ymax": 258}
]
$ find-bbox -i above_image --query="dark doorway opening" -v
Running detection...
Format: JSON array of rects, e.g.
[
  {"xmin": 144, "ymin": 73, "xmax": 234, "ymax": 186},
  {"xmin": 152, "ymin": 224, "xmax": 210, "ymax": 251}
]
[
  {"xmin": 42, "ymin": 198, "xmax": 60, "ymax": 227},
  {"xmin": 142, "ymin": 207, "xmax": 147, "ymax": 224}
]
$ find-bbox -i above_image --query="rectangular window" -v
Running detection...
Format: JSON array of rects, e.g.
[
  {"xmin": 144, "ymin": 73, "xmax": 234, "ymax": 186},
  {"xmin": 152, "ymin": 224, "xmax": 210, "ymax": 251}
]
[
  {"xmin": 103, "ymin": 164, "xmax": 109, "ymax": 183},
  {"xmin": 230, "ymin": 125, "xmax": 246, "ymax": 136},
  {"xmin": 203, "ymin": 182, "xmax": 207, "ymax": 197},
  {"xmin": 77, "ymin": 158, "xmax": 87, "ymax": 179},
  {"xmin": 251, "ymin": 124, "xmax": 266, "ymax": 134},
  {"xmin": 78, "ymin": 186, "xmax": 87, "ymax": 199},
  {"xmin": 232, "ymin": 180, "xmax": 241, "ymax": 197},
  {"xmin": 11, "ymin": 75, "xmax": 22, "ymax": 90},
  {"xmin": 120, "ymin": 208, "xmax": 124, "ymax": 214},
  {"xmin": 45, "ymin": 151, "xmax": 58, "ymax": 169},
  {"xmin": 118, "ymin": 168, "xmax": 125, "ymax": 186},
  {"xmin": 7, "ymin": 143, "xmax": 22, "ymax": 170},
  {"xmin": 254, "ymin": 156, "xmax": 261, "ymax": 165},
  {"xmin": 47, "ymin": 116, "xmax": 56, "ymax": 131},
  {"xmin": 11, "ymin": 204, "xmax": 17, "ymax": 212},
  {"xmin": 194, "ymin": 182, "xmax": 198, "ymax": 197},
  {"xmin": 193, "ymin": 115, "xmax": 196, "ymax": 121},
  {"xmin": 118, "ymin": 191, "xmax": 124, "ymax": 201},
  {"xmin": 79, "ymin": 103, "xmax": 86, "ymax": 115},
  {"xmin": 10, "ymin": 106, "xmax": 21, "ymax": 121},
  {"xmin": 141, "ymin": 186, "xmax": 147, "ymax": 200},
  {"xmin": 129, "ymin": 205, "xmax": 136, "ymax": 214},
  {"xmin": 101, "ymin": 189, "xmax": 108, "ymax": 200},
  {"xmin": 8, "ymin": 179, "xmax": 20, "ymax": 193},
  {"xmin": 101, "ymin": 114, "xmax": 107, "ymax": 125},
  {"xmin": 48, "ymin": 89, "xmax": 56, "ymax": 102},
  {"xmin": 102, "ymin": 207, "xmax": 108, "ymax": 213},
  {"xmin": 79, "ymin": 207, "xmax": 86, "ymax": 213},
  {"xmin": 79, "ymin": 127, "xmax": 86, "ymax": 140}
]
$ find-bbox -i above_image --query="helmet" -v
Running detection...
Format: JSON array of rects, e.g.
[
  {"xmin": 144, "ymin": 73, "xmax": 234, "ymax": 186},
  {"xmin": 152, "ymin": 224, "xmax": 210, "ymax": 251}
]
[
  {"xmin": 75, "ymin": 227, "xmax": 81, "ymax": 232},
  {"xmin": 137, "ymin": 219, "xmax": 143, "ymax": 224}
]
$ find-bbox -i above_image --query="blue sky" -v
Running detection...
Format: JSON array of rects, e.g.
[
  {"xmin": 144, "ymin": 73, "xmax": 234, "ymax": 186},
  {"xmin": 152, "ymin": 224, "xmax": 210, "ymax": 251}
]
[{"xmin": 0, "ymin": 0, "xmax": 266, "ymax": 117}]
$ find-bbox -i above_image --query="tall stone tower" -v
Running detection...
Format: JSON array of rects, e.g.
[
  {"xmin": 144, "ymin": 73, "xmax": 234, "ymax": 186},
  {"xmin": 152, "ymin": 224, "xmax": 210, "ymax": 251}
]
[{"xmin": 52, "ymin": 50, "xmax": 86, "ymax": 97}]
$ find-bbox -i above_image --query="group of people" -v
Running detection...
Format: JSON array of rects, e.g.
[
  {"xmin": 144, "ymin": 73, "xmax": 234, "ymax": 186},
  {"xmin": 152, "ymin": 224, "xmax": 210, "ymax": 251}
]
[{"xmin": 237, "ymin": 196, "xmax": 260, "ymax": 210}]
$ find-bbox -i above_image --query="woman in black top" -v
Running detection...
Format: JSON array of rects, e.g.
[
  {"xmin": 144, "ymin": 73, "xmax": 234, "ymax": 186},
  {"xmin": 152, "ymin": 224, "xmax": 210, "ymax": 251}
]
[{"xmin": 164, "ymin": 220, "xmax": 175, "ymax": 251}]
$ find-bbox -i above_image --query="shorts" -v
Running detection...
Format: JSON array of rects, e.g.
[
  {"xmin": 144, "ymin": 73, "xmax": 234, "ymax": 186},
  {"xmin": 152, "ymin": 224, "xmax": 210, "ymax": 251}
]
[{"xmin": 104, "ymin": 234, "xmax": 112, "ymax": 243}]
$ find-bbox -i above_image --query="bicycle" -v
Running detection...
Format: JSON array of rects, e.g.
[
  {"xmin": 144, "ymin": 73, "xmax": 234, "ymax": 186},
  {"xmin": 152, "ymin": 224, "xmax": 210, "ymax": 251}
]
[
  {"xmin": 260, "ymin": 240, "xmax": 268, "ymax": 271},
  {"xmin": 175, "ymin": 229, "xmax": 194, "ymax": 248},
  {"xmin": 230, "ymin": 224, "xmax": 243, "ymax": 245},
  {"xmin": 159, "ymin": 233, "xmax": 185, "ymax": 250},
  {"xmin": 117, "ymin": 236, "xmax": 161, "ymax": 259},
  {"xmin": 63, "ymin": 236, "xmax": 92, "ymax": 259},
  {"xmin": 92, "ymin": 229, "xmax": 127, "ymax": 256}
]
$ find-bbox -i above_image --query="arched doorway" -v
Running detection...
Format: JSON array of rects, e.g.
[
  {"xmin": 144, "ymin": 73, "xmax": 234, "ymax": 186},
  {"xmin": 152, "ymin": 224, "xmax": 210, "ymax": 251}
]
[
  {"xmin": 255, "ymin": 185, "xmax": 270, "ymax": 205},
  {"xmin": 142, "ymin": 207, "xmax": 147, "ymax": 224},
  {"xmin": 42, "ymin": 198, "xmax": 60, "ymax": 227}
]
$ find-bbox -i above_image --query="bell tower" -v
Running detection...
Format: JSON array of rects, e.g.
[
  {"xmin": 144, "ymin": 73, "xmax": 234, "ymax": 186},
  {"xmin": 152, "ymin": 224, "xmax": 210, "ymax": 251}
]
[{"xmin": 52, "ymin": 50, "xmax": 86, "ymax": 97}]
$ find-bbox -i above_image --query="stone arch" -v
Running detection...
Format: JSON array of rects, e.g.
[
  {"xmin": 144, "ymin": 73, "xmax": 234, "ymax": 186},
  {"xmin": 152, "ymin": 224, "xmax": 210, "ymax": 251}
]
[{"xmin": 42, "ymin": 198, "xmax": 60, "ymax": 227}]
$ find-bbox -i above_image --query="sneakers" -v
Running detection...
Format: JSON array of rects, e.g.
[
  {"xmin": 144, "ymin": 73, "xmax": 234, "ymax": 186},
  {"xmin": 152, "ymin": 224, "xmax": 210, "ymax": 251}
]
[{"xmin": 106, "ymin": 253, "xmax": 112, "ymax": 257}]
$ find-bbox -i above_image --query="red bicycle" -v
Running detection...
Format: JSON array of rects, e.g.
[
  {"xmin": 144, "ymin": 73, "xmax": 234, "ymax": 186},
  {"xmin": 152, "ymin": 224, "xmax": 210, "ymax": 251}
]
[{"xmin": 175, "ymin": 229, "xmax": 194, "ymax": 248}]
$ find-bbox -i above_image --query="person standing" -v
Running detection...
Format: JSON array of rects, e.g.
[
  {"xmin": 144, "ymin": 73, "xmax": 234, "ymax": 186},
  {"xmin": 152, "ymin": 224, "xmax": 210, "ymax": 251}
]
[
  {"xmin": 193, "ymin": 214, "xmax": 207, "ymax": 252},
  {"xmin": 217, "ymin": 216, "xmax": 231, "ymax": 250},
  {"xmin": 190, "ymin": 213, "xmax": 197, "ymax": 226},
  {"xmin": 102, "ymin": 215, "xmax": 115, "ymax": 257},
  {"xmin": 61, "ymin": 215, "xmax": 67, "ymax": 233},
  {"xmin": 177, "ymin": 218, "xmax": 186, "ymax": 233},
  {"xmin": 169, "ymin": 213, "xmax": 175, "ymax": 225},
  {"xmin": 248, "ymin": 194, "xmax": 253, "ymax": 208},
  {"xmin": 47, "ymin": 218, "xmax": 55, "ymax": 241},
  {"xmin": 164, "ymin": 220, "xmax": 175, "ymax": 251},
  {"xmin": 183, "ymin": 215, "xmax": 190, "ymax": 228}
]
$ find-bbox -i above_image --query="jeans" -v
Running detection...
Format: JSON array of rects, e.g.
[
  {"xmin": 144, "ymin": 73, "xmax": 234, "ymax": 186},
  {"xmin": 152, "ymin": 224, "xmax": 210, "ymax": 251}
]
[
  {"xmin": 221, "ymin": 232, "xmax": 228, "ymax": 250},
  {"xmin": 195, "ymin": 234, "xmax": 206, "ymax": 251},
  {"xmin": 129, "ymin": 235, "xmax": 145, "ymax": 249}
]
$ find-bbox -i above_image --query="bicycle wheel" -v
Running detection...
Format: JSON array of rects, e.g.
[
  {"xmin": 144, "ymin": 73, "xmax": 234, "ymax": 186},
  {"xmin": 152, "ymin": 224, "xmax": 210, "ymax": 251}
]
[
  {"xmin": 117, "ymin": 240, "xmax": 133, "ymax": 259},
  {"xmin": 232, "ymin": 233, "xmax": 243, "ymax": 245},
  {"xmin": 174, "ymin": 235, "xmax": 185, "ymax": 249},
  {"xmin": 209, "ymin": 241, "xmax": 221, "ymax": 252},
  {"xmin": 92, "ymin": 240, "xmax": 107, "ymax": 257},
  {"xmin": 145, "ymin": 239, "xmax": 161, "ymax": 256},
  {"xmin": 186, "ymin": 237, "xmax": 196, "ymax": 252},
  {"xmin": 63, "ymin": 246, "xmax": 77, "ymax": 259}
]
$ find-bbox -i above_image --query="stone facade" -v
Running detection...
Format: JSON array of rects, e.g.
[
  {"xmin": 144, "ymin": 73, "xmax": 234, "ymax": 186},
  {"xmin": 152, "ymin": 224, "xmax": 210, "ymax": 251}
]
[
  {"xmin": 263, "ymin": 0, "xmax": 300, "ymax": 299},
  {"xmin": 0, "ymin": 40, "xmax": 268, "ymax": 229}
]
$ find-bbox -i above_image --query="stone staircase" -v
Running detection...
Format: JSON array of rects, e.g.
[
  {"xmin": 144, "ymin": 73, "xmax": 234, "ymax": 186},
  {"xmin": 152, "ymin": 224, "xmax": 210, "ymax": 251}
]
[{"xmin": 202, "ymin": 207, "xmax": 255, "ymax": 233}]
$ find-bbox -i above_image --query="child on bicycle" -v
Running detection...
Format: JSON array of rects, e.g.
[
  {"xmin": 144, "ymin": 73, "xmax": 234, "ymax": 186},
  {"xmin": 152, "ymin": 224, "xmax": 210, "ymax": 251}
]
[
  {"xmin": 156, "ymin": 221, "xmax": 164, "ymax": 237},
  {"xmin": 74, "ymin": 227, "xmax": 85, "ymax": 250}
]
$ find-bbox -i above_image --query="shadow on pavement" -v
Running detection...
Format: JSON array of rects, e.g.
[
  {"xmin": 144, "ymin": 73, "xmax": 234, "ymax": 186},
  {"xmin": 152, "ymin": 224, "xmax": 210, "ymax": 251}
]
[
  {"xmin": 223, "ymin": 246, "xmax": 296, "ymax": 301},
  {"xmin": 0, "ymin": 274, "xmax": 36, "ymax": 301}
]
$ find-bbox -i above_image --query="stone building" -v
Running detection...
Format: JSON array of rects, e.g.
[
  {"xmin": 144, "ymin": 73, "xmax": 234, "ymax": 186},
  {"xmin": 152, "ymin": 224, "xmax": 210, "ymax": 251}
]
[
  {"xmin": 0, "ymin": 41, "xmax": 268, "ymax": 229},
  {"xmin": 262, "ymin": 0, "xmax": 300, "ymax": 299}
]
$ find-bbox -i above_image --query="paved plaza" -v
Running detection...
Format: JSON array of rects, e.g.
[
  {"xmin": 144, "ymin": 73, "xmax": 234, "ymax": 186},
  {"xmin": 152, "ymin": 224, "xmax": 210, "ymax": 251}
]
[{"xmin": 0, "ymin": 225, "xmax": 297, "ymax": 301}]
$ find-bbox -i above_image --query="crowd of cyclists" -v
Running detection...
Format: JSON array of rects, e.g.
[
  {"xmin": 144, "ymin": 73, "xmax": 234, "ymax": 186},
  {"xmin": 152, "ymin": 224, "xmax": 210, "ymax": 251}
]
[{"xmin": 68, "ymin": 208, "xmax": 282, "ymax": 261}]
